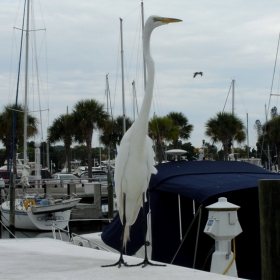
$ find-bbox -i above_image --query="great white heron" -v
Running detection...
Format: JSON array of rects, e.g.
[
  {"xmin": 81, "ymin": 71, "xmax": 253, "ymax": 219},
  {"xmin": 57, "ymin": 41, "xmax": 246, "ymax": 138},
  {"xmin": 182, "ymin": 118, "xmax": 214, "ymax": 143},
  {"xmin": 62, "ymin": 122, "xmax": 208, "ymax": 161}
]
[{"xmin": 103, "ymin": 15, "xmax": 182, "ymax": 268}]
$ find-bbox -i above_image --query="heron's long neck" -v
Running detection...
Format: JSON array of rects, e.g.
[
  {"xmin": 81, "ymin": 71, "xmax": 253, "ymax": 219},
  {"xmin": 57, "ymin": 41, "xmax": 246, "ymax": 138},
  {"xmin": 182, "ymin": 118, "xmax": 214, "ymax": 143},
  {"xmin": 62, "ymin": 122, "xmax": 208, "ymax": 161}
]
[{"xmin": 134, "ymin": 28, "xmax": 154, "ymax": 135}]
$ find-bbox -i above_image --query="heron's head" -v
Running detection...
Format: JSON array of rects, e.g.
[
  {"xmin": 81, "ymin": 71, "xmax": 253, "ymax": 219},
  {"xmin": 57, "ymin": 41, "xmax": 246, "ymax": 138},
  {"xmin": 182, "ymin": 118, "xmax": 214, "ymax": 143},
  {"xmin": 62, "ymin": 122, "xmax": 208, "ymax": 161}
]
[{"xmin": 147, "ymin": 15, "xmax": 182, "ymax": 30}]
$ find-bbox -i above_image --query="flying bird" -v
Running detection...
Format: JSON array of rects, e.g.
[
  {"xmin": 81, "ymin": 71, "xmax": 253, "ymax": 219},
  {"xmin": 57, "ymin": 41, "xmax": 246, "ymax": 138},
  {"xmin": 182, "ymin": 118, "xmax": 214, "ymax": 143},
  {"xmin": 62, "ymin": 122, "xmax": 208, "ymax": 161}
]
[
  {"xmin": 102, "ymin": 15, "xmax": 182, "ymax": 268},
  {"xmin": 193, "ymin": 72, "xmax": 203, "ymax": 78}
]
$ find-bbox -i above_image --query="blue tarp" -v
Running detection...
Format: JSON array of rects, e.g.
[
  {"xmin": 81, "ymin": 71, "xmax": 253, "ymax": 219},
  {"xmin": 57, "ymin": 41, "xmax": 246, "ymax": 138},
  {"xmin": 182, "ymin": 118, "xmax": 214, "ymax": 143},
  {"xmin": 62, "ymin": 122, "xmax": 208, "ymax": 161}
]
[{"xmin": 149, "ymin": 160, "xmax": 280, "ymax": 203}]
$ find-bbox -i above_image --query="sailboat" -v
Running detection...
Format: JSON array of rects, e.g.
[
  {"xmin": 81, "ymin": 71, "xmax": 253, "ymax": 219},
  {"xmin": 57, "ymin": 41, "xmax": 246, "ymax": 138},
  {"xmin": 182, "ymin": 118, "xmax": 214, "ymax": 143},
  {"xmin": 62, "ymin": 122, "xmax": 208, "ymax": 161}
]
[
  {"xmin": 0, "ymin": 154, "xmax": 25, "ymax": 177},
  {"xmin": 1, "ymin": 195, "xmax": 81, "ymax": 231},
  {"xmin": 0, "ymin": 0, "xmax": 81, "ymax": 231},
  {"xmin": 0, "ymin": 153, "xmax": 42, "ymax": 177}
]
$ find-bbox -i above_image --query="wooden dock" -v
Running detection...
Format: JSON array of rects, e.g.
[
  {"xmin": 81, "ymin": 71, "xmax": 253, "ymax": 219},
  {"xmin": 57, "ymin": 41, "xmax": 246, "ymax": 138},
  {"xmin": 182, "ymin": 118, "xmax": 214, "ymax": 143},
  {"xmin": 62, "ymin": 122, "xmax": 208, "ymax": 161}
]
[
  {"xmin": 0, "ymin": 238, "xmax": 246, "ymax": 280},
  {"xmin": 13, "ymin": 183, "xmax": 113, "ymax": 200}
]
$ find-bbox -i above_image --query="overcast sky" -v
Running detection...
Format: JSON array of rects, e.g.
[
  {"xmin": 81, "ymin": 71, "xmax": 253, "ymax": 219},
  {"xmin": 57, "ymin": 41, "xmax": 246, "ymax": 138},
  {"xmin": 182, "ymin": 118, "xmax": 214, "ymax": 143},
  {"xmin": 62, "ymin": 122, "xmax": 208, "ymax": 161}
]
[{"xmin": 1, "ymin": 0, "xmax": 280, "ymax": 153}]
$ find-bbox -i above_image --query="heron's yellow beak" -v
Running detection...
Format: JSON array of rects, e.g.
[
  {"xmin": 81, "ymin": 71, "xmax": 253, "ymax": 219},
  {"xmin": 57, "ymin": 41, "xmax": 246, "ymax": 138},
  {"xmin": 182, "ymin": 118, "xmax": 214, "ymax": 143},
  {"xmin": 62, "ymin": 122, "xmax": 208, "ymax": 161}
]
[{"xmin": 154, "ymin": 17, "xmax": 182, "ymax": 24}]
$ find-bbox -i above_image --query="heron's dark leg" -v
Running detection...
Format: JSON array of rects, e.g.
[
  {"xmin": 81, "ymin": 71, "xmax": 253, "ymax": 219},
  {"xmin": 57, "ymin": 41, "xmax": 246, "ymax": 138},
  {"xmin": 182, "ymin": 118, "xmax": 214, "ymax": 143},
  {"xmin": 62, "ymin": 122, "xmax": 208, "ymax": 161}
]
[
  {"xmin": 129, "ymin": 192, "xmax": 166, "ymax": 268},
  {"xmin": 101, "ymin": 193, "xmax": 128, "ymax": 268}
]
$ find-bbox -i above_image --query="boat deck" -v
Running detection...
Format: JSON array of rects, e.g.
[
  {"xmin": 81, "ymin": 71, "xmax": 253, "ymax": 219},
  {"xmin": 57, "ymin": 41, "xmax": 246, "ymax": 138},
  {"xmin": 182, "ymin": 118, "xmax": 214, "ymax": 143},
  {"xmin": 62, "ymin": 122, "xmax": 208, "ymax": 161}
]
[{"xmin": 0, "ymin": 238, "xmax": 246, "ymax": 279}]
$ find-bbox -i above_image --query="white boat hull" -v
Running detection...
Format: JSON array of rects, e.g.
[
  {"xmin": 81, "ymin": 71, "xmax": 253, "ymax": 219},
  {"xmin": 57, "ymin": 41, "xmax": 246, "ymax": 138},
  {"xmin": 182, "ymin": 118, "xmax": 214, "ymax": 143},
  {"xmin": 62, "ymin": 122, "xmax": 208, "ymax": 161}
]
[
  {"xmin": 1, "ymin": 199, "xmax": 72, "ymax": 230},
  {"xmin": 1, "ymin": 207, "xmax": 71, "ymax": 230},
  {"xmin": 31, "ymin": 198, "xmax": 81, "ymax": 215},
  {"xmin": 71, "ymin": 232, "xmax": 150, "ymax": 259}
]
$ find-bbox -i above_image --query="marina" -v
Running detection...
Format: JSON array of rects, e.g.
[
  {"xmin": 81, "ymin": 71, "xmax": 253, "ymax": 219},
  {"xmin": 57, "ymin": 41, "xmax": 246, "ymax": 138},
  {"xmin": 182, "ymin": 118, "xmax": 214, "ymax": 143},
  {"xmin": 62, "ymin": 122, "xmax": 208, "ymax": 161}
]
[
  {"xmin": 1, "ymin": 1, "xmax": 280, "ymax": 279},
  {"xmin": 1, "ymin": 160, "xmax": 279, "ymax": 279},
  {"xmin": 1, "ymin": 182, "xmax": 114, "ymax": 221}
]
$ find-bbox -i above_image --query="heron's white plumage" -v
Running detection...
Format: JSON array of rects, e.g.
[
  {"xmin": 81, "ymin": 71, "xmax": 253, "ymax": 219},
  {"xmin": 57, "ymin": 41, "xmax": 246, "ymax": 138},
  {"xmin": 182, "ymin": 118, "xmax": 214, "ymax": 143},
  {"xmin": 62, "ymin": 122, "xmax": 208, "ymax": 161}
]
[
  {"xmin": 114, "ymin": 15, "xmax": 182, "ymax": 247},
  {"xmin": 115, "ymin": 131, "xmax": 157, "ymax": 222}
]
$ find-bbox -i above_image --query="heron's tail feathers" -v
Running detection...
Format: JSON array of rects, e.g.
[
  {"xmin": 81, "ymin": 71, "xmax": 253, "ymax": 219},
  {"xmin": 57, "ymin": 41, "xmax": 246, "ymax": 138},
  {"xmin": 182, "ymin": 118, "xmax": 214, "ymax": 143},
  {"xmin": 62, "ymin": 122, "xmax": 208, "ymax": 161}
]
[{"xmin": 123, "ymin": 225, "xmax": 131, "ymax": 249}]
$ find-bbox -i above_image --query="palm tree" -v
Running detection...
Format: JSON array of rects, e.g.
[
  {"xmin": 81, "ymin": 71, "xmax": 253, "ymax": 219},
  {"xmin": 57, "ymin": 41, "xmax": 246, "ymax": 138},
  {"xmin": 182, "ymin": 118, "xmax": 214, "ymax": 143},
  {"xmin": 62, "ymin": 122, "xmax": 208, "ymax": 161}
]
[
  {"xmin": 47, "ymin": 114, "xmax": 74, "ymax": 173},
  {"xmin": 149, "ymin": 116, "xmax": 178, "ymax": 164},
  {"xmin": 205, "ymin": 112, "xmax": 246, "ymax": 160},
  {"xmin": 254, "ymin": 119, "xmax": 267, "ymax": 164},
  {"xmin": 100, "ymin": 116, "xmax": 133, "ymax": 148},
  {"xmin": 255, "ymin": 107, "xmax": 280, "ymax": 168},
  {"xmin": 262, "ymin": 115, "xmax": 280, "ymax": 170},
  {"xmin": 72, "ymin": 99, "xmax": 109, "ymax": 178},
  {"xmin": 0, "ymin": 104, "xmax": 38, "ymax": 171},
  {"xmin": 167, "ymin": 111, "xmax": 193, "ymax": 149}
]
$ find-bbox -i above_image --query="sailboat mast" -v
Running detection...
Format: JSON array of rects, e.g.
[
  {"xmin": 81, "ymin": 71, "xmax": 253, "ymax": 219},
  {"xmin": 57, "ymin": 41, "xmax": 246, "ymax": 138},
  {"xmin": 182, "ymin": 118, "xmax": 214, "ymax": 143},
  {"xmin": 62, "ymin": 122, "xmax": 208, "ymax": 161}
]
[
  {"xmin": 247, "ymin": 113, "xmax": 249, "ymax": 158},
  {"xmin": 265, "ymin": 104, "xmax": 271, "ymax": 170},
  {"xmin": 141, "ymin": 1, "xmax": 146, "ymax": 90},
  {"xmin": 23, "ymin": 0, "xmax": 30, "ymax": 165},
  {"xmin": 120, "ymin": 18, "xmax": 126, "ymax": 135},
  {"xmin": 106, "ymin": 74, "xmax": 109, "ymax": 117},
  {"xmin": 132, "ymin": 80, "xmax": 136, "ymax": 121},
  {"xmin": 105, "ymin": 74, "xmax": 111, "ymax": 163},
  {"xmin": 232, "ymin": 79, "xmax": 235, "ymax": 115},
  {"xmin": 231, "ymin": 79, "xmax": 235, "ymax": 154}
]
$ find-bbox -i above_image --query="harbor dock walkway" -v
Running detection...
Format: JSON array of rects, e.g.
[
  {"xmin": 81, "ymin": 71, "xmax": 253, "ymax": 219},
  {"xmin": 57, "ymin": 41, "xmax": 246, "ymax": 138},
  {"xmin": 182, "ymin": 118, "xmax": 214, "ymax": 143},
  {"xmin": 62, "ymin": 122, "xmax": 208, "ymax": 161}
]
[{"xmin": 0, "ymin": 238, "xmax": 246, "ymax": 279}]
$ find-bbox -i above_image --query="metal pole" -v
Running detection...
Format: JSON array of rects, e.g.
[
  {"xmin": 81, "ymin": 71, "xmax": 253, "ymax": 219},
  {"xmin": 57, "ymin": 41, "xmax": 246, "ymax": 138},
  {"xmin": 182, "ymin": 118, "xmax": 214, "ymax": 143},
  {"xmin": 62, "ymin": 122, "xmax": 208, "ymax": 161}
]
[
  {"xmin": 132, "ymin": 80, "xmax": 136, "ymax": 121},
  {"xmin": 105, "ymin": 74, "xmax": 113, "ymax": 218},
  {"xmin": 120, "ymin": 18, "xmax": 126, "ymax": 135},
  {"xmin": 231, "ymin": 79, "xmax": 235, "ymax": 154},
  {"xmin": 108, "ymin": 183, "xmax": 114, "ymax": 219},
  {"xmin": 9, "ymin": 174, "xmax": 16, "ymax": 237},
  {"xmin": 9, "ymin": 0, "xmax": 28, "ymax": 236},
  {"xmin": 192, "ymin": 199, "xmax": 196, "ymax": 215},
  {"xmin": 141, "ymin": 1, "xmax": 147, "ymax": 90},
  {"xmin": 193, "ymin": 207, "xmax": 202, "ymax": 269},
  {"xmin": 171, "ymin": 205, "xmax": 203, "ymax": 264},
  {"xmin": 265, "ymin": 104, "xmax": 271, "ymax": 170},
  {"xmin": 46, "ymin": 142, "xmax": 50, "ymax": 171},
  {"xmin": 23, "ymin": 0, "xmax": 30, "ymax": 165},
  {"xmin": 35, "ymin": 142, "xmax": 41, "ymax": 187},
  {"xmin": 202, "ymin": 139, "xmax": 205, "ymax": 159},
  {"xmin": 247, "ymin": 113, "xmax": 249, "ymax": 158},
  {"xmin": 232, "ymin": 79, "xmax": 235, "ymax": 115},
  {"xmin": 106, "ymin": 74, "xmax": 109, "ymax": 116},
  {"xmin": 99, "ymin": 144, "xmax": 101, "ymax": 167},
  {"xmin": 178, "ymin": 195, "xmax": 182, "ymax": 241}
]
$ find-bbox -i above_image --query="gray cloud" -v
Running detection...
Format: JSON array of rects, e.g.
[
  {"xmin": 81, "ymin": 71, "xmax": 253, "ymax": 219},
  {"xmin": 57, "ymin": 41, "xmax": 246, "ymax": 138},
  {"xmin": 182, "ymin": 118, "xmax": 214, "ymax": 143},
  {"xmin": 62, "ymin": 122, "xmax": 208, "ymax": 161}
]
[{"xmin": 1, "ymin": 0, "xmax": 280, "ymax": 151}]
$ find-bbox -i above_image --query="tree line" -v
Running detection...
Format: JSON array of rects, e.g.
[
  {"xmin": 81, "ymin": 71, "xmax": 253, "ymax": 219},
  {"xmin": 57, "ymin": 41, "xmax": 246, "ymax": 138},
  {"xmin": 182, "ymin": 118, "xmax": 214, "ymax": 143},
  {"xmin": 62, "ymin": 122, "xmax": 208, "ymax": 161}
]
[{"xmin": 1, "ymin": 98, "xmax": 273, "ymax": 176}]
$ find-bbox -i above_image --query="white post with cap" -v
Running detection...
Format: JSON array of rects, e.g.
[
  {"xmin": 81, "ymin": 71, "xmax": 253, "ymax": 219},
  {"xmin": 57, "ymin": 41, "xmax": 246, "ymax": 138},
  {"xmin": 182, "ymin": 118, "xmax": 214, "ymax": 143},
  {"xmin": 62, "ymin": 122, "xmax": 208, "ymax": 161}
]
[
  {"xmin": 204, "ymin": 197, "xmax": 242, "ymax": 277},
  {"xmin": 34, "ymin": 142, "xmax": 41, "ymax": 187}
]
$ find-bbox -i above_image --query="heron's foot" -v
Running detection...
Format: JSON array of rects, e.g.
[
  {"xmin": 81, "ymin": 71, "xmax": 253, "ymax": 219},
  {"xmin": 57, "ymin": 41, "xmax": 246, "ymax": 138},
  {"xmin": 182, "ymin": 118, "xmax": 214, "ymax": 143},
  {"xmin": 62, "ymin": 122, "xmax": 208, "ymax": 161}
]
[
  {"xmin": 128, "ymin": 257, "xmax": 166, "ymax": 268},
  {"xmin": 101, "ymin": 255, "xmax": 129, "ymax": 268}
]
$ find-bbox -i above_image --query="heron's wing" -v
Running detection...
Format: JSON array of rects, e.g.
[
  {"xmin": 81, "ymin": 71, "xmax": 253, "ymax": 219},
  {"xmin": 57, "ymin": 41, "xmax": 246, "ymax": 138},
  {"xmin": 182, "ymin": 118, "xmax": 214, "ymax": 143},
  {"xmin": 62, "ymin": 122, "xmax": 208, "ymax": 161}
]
[
  {"xmin": 114, "ymin": 129, "xmax": 132, "ymax": 216},
  {"xmin": 146, "ymin": 135, "xmax": 157, "ymax": 173},
  {"xmin": 144, "ymin": 135, "xmax": 157, "ymax": 192}
]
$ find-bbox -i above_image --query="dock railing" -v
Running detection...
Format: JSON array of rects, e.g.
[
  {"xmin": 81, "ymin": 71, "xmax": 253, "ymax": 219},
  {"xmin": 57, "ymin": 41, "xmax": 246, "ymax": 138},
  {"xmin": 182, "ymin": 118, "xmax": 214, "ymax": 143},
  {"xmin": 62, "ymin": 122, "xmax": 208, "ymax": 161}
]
[
  {"xmin": 51, "ymin": 222, "xmax": 111, "ymax": 252},
  {"xmin": 0, "ymin": 220, "xmax": 17, "ymax": 239},
  {"xmin": 10, "ymin": 180, "xmax": 113, "ymax": 200}
]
